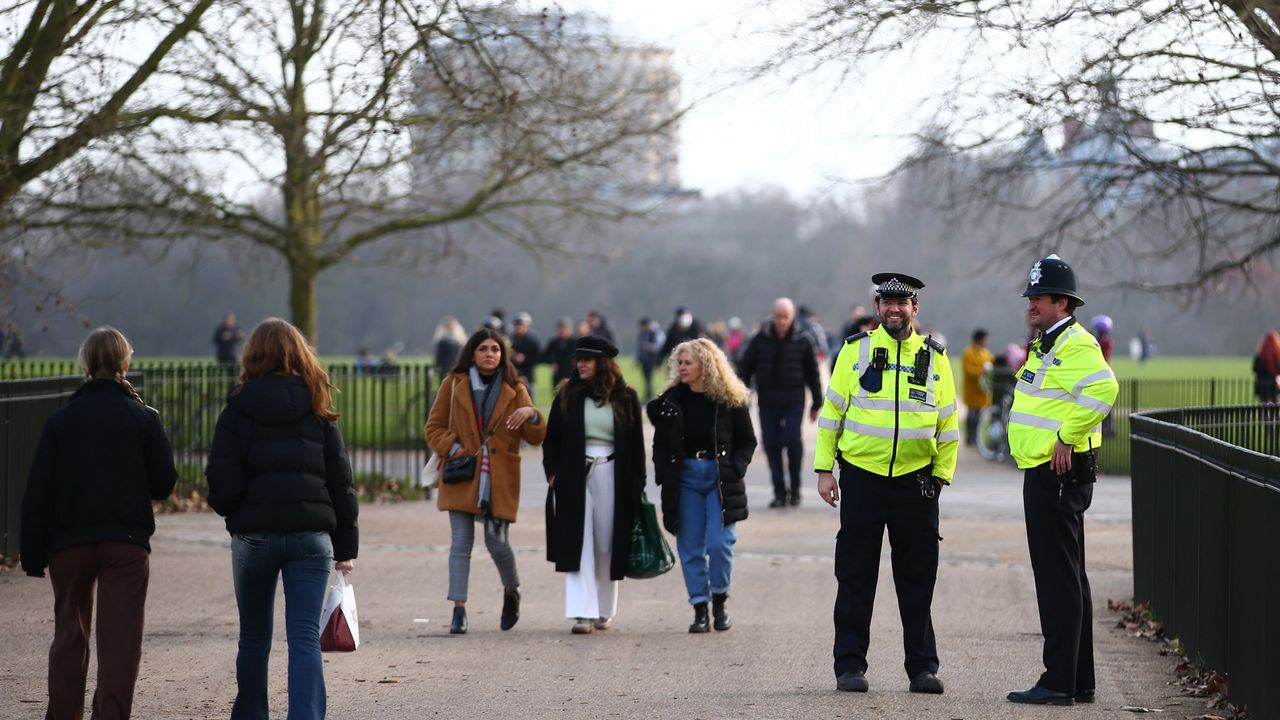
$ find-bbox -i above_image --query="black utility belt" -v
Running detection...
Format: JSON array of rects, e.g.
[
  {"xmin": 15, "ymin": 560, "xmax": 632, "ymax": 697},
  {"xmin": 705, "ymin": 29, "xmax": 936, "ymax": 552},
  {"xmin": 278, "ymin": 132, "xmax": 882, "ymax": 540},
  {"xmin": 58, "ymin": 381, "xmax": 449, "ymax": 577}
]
[{"xmin": 1049, "ymin": 450, "xmax": 1098, "ymax": 485}]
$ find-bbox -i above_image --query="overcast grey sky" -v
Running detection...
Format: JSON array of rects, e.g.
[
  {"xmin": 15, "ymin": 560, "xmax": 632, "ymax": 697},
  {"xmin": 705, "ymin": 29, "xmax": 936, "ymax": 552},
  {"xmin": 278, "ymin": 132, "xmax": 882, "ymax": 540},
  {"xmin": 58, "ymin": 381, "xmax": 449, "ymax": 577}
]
[{"xmin": 570, "ymin": 1, "xmax": 957, "ymax": 198}]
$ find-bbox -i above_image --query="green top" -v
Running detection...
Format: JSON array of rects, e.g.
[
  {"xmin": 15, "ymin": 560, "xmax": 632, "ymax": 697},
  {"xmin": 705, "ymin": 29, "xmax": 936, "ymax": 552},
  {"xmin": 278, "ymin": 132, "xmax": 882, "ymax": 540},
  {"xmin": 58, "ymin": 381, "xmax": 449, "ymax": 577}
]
[{"xmin": 584, "ymin": 398, "xmax": 614, "ymax": 445}]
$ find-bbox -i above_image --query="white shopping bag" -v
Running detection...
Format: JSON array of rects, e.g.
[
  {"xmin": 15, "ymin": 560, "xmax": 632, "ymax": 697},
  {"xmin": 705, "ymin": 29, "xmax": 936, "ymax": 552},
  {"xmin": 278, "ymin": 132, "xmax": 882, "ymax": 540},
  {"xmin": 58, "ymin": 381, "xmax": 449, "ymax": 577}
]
[{"xmin": 319, "ymin": 572, "xmax": 359, "ymax": 652}]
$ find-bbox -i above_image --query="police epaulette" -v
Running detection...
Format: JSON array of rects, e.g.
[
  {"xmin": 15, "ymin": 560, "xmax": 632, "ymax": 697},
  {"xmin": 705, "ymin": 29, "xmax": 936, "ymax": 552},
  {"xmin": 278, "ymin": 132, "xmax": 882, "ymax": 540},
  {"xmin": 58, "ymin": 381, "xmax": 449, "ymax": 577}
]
[
  {"xmin": 844, "ymin": 331, "xmax": 869, "ymax": 344},
  {"xmin": 925, "ymin": 336, "xmax": 946, "ymax": 354}
]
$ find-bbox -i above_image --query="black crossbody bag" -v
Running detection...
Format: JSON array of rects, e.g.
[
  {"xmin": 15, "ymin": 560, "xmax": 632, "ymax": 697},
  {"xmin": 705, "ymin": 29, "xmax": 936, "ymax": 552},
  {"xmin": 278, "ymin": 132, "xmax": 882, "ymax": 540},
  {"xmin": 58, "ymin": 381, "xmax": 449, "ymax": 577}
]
[{"xmin": 443, "ymin": 376, "xmax": 497, "ymax": 484}]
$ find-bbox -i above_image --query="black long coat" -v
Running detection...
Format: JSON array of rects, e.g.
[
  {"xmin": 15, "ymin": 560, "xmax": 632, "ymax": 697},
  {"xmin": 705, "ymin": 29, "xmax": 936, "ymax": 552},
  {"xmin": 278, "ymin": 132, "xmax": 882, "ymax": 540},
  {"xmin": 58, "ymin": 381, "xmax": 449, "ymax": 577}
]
[
  {"xmin": 646, "ymin": 385, "xmax": 757, "ymax": 535},
  {"xmin": 542, "ymin": 383, "xmax": 646, "ymax": 580}
]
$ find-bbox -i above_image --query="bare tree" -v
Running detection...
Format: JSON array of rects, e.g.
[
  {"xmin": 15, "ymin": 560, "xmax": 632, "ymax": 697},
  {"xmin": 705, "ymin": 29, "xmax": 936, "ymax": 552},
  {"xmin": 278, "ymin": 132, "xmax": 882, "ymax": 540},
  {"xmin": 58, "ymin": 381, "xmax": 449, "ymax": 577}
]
[
  {"xmin": 770, "ymin": 0, "xmax": 1280, "ymax": 292},
  {"xmin": 38, "ymin": 0, "xmax": 682, "ymax": 343},
  {"xmin": 0, "ymin": 0, "xmax": 215, "ymax": 314}
]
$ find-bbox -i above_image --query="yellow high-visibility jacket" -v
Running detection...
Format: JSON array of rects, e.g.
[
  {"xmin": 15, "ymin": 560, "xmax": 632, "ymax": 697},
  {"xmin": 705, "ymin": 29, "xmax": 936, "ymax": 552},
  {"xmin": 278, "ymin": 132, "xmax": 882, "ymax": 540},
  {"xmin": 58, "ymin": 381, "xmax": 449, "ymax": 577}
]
[
  {"xmin": 815, "ymin": 325, "xmax": 960, "ymax": 482},
  {"xmin": 1008, "ymin": 320, "xmax": 1118, "ymax": 469}
]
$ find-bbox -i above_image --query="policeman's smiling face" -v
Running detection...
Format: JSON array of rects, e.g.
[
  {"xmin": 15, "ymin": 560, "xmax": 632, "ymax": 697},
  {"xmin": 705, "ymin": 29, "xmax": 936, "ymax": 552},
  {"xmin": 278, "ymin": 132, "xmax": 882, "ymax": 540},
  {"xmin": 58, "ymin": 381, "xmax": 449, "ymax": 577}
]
[
  {"xmin": 876, "ymin": 297, "xmax": 918, "ymax": 336},
  {"xmin": 1025, "ymin": 294, "xmax": 1070, "ymax": 332}
]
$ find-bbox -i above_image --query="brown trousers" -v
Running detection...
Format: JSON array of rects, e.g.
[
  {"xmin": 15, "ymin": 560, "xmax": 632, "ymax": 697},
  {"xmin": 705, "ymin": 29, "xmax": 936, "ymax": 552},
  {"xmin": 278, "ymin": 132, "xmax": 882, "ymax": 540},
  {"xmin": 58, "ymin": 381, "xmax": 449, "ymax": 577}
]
[{"xmin": 46, "ymin": 542, "xmax": 150, "ymax": 720}]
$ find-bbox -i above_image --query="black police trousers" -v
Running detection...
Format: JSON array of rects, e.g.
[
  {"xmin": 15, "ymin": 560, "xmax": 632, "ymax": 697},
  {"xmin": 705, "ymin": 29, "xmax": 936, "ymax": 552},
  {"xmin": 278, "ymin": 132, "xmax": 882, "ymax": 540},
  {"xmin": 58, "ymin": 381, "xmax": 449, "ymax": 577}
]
[
  {"xmin": 833, "ymin": 459, "xmax": 940, "ymax": 679},
  {"xmin": 1023, "ymin": 461, "xmax": 1095, "ymax": 695}
]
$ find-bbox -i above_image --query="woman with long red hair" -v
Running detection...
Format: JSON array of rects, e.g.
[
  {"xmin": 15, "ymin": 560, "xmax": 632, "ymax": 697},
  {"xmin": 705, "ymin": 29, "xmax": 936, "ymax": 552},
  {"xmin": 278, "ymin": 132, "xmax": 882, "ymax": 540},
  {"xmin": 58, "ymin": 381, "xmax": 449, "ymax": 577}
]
[
  {"xmin": 206, "ymin": 318, "xmax": 358, "ymax": 718},
  {"xmin": 1254, "ymin": 330, "xmax": 1280, "ymax": 404}
]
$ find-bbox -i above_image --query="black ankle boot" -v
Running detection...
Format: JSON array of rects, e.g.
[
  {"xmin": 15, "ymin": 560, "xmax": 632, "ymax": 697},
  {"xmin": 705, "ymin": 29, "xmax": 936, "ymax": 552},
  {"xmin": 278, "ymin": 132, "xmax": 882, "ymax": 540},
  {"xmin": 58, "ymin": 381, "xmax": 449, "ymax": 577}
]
[
  {"xmin": 711, "ymin": 592, "xmax": 732, "ymax": 631},
  {"xmin": 689, "ymin": 602, "xmax": 711, "ymax": 633},
  {"xmin": 500, "ymin": 588, "xmax": 520, "ymax": 631},
  {"xmin": 450, "ymin": 606, "xmax": 468, "ymax": 635}
]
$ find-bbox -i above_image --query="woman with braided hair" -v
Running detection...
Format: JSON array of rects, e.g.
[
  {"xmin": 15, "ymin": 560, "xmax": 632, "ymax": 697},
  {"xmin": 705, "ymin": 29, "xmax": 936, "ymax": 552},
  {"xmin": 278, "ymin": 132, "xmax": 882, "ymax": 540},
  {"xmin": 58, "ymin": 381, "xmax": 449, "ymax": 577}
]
[{"xmin": 21, "ymin": 326, "xmax": 178, "ymax": 718}]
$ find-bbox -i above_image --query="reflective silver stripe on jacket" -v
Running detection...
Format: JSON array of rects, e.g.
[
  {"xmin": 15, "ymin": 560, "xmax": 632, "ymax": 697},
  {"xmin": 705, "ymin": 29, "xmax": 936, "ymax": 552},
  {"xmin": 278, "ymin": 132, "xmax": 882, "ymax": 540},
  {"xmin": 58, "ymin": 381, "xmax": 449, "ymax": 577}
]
[
  {"xmin": 1076, "ymin": 395, "xmax": 1113, "ymax": 415},
  {"xmin": 825, "ymin": 387, "xmax": 848, "ymax": 413},
  {"xmin": 1007, "ymin": 411, "xmax": 1062, "ymax": 432},
  {"xmin": 937, "ymin": 402, "xmax": 957, "ymax": 420},
  {"xmin": 818, "ymin": 416, "xmax": 843, "ymax": 431},
  {"xmin": 1071, "ymin": 368, "xmax": 1117, "ymax": 396},
  {"xmin": 937, "ymin": 428, "xmax": 960, "ymax": 443},
  {"xmin": 843, "ymin": 420, "xmax": 937, "ymax": 440},
  {"xmin": 1030, "ymin": 327, "xmax": 1079, "ymax": 390}
]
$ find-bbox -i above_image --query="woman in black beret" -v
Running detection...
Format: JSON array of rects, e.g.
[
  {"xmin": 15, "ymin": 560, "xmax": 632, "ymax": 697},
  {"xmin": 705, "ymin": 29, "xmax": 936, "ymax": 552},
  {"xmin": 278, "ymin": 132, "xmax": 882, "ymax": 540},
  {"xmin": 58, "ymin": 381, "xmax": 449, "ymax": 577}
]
[{"xmin": 542, "ymin": 336, "xmax": 646, "ymax": 634}]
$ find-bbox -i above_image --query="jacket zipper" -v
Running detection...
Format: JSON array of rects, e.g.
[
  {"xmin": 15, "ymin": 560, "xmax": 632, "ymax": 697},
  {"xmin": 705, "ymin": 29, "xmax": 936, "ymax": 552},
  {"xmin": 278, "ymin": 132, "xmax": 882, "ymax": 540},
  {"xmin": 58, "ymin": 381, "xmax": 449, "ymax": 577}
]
[{"xmin": 887, "ymin": 337, "xmax": 902, "ymax": 478}]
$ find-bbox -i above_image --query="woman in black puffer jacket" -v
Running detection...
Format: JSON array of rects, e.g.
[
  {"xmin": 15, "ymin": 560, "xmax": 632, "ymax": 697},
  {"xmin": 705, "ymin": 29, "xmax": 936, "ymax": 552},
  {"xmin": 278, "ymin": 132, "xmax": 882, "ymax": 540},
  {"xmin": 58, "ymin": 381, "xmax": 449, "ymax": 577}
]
[
  {"xmin": 21, "ymin": 326, "xmax": 177, "ymax": 720},
  {"xmin": 647, "ymin": 338, "xmax": 756, "ymax": 634},
  {"xmin": 206, "ymin": 318, "xmax": 358, "ymax": 719}
]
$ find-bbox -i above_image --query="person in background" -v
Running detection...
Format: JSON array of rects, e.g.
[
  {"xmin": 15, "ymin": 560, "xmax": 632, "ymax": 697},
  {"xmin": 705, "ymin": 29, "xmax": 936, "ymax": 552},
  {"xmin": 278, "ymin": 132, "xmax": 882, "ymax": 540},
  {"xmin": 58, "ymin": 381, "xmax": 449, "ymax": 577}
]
[
  {"xmin": 586, "ymin": 309, "xmax": 617, "ymax": 344},
  {"xmin": 798, "ymin": 305, "xmax": 828, "ymax": 366},
  {"xmin": 355, "ymin": 348, "xmax": 376, "ymax": 375},
  {"xmin": 832, "ymin": 303, "xmax": 877, "ymax": 370},
  {"xmin": 213, "ymin": 313, "xmax": 243, "ymax": 367},
  {"xmin": 736, "ymin": 298, "xmax": 822, "ymax": 508},
  {"xmin": 1090, "ymin": 315, "xmax": 1114, "ymax": 364},
  {"xmin": 648, "ymin": 339, "xmax": 757, "ymax": 634},
  {"xmin": 542, "ymin": 336, "xmax": 645, "ymax": 634},
  {"xmin": 489, "ymin": 308, "xmax": 509, "ymax": 336},
  {"xmin": 425, "ymin": 329, "xmax": 546, "ymax": 635},
  {"xmin": 510, "ymin": 313, "xmax": 542, "ymax": 398},
  {"xmin": 21, "ymin": 326, "xmax": 178, "ymax": 720},
  {"xmin": 544, "ymin": 317, "xmax": 578, "ymax": 386},
  {"xmin": 635, "ymin": 317, "xmax": 666, "ymax": 402},
  {"xmin": 1253, "ymin": 330, "xmax": 1280, "ymax": 404},
  {"xmin": 433, "ymin": 316, "xmax": 467, "ymax": 379},
  {"xmin": 661, "ymin": 305, "xmax": 706, "ymax": 359},
  {"xmin": 706, "ymin": 319, "xmax": 727, "ymax": 349},
  {"xmin": 724, "ymin": 317, "xmax": 746, "ymax": 366},
  {"xmin": 576, "ymin": 319, "xmax": 593, "ymax": 339},
  {"xmin": 961, "ymin": 329, "xmax": 994, "ymax": 446}
]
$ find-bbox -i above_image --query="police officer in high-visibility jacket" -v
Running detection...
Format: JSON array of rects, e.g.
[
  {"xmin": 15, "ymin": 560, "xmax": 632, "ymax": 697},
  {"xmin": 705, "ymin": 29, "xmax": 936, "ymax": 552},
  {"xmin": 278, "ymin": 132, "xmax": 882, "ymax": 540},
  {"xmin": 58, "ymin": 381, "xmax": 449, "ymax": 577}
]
[
  {"xmin": 1005, "ymin": 255, "xmax": 1118, "ymax": 707},
  {"xmin": 815, "ymin": 273, "xmax": 959, "ymax": 695}
]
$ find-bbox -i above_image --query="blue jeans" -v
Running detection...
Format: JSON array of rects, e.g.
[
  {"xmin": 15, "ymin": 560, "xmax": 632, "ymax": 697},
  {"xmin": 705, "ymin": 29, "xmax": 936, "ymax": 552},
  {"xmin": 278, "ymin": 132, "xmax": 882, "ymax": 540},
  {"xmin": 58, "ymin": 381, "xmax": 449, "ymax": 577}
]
[
  {"xmin": 231, "ymin": 531, "xmax": 333, "ymax": 720},
  {"xmin": 676, "ymin": 459, "xmax": 737, "ymax": 604}
]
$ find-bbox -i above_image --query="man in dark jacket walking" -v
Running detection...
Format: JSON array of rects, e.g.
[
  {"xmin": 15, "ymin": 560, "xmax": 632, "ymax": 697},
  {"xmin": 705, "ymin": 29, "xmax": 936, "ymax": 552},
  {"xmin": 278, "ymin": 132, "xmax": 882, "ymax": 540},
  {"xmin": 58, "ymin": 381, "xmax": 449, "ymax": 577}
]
[{"xmin": 737, "ymin": 298, "xmax": 822, "ymax": 507}]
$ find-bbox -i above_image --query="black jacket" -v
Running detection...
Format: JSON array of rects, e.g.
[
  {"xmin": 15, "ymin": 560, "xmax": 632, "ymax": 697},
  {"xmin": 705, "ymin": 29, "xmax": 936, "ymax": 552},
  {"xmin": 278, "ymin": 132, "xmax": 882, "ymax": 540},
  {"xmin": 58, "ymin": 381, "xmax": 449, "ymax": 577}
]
[
  {"xmin": 205, "ymin": 375, "xmax": 359, "ymax": 561},
  {"xmin": 20, "ymin": 379, "xmax": 178, "ymax": 577},
  {"xmin": 543, "ymin": 337, "xmax": 576, "ymax": 384},
  {"xmin": 510, "ymin": 332, "xmax": 542, "ymax": 379},
  {"xmin": 647, "ymin": 385, "xmax": 757, "ymax": 534},
  {"xmin": 661, "ymin": 319, "xmax": 706, "ymax": 359},
  {"xmin": 737, "ymin": 322, "xmax": 822, "ymax": 409},
  {"xmin": 542, "ymin": 381, "xmax": 646, "ymax": 580}
]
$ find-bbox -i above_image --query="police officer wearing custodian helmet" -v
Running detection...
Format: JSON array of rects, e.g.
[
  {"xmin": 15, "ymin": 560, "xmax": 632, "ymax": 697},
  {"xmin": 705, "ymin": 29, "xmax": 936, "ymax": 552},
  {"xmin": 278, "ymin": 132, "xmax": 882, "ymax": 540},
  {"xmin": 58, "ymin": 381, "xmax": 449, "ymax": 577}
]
[
  {"xmin": 1006, "ymin": 255, "xmax": 1118, "ymax": 706},
  {"xmin": 816, "ymin": 273, "xmax": 960, "ymax": 695}
]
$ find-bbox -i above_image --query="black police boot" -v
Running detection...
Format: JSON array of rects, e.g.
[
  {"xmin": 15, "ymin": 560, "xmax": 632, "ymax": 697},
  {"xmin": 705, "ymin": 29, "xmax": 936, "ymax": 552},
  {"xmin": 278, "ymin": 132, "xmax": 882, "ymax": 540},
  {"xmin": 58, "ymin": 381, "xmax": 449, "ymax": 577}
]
[
  {"xmin": 689, "ymin": 602, "xmax": 711, "ymax": 633},
  {"xmin": 711, "ymin": 592, "xmax": 732, "ymax": 631},
  {"xmin": 500, "ymin": 588, "xmax": 520, "ymax": 631},
  {"xmin": 450, "ymin": 606, "xmax": 468, "ymax": 635}
]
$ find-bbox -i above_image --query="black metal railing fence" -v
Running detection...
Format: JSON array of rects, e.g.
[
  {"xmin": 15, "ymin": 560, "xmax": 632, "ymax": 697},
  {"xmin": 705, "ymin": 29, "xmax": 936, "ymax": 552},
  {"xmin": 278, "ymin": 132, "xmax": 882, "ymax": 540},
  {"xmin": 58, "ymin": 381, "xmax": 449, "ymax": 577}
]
[
  {"xmin": 1130, "ymin": 405, "xmax": 1280, "ymax": 718},
  {"xmin": 0, "ymin": 377, "xmax": 83, "ymax": 557},
  {"xmin": 1, "ymin": 361, "xmax": 439, "ymax": 504}
]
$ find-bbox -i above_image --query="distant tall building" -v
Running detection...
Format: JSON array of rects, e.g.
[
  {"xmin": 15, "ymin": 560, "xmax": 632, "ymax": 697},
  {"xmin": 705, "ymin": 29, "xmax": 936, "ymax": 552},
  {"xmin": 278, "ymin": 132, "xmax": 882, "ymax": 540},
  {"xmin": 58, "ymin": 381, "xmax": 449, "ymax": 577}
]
[{"xmin": 411, "ymin": 11, "xmax": 685, "ymax": 200}]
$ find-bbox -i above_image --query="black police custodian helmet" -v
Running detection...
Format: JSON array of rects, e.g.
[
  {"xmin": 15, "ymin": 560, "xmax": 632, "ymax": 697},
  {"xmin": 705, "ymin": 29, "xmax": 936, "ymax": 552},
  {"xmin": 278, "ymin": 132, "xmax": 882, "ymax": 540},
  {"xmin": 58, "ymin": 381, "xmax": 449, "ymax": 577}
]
[
  {"xmin": 571, "ymin": 335, "xmax": 618, "ymax": 359},
  {"xmin": 1021, "ymin": 254, "xmax": 1084, "ymax": 305},
  {"xmin": 871, "ymin": 273, "xmax": 925, "ymax": 300}
]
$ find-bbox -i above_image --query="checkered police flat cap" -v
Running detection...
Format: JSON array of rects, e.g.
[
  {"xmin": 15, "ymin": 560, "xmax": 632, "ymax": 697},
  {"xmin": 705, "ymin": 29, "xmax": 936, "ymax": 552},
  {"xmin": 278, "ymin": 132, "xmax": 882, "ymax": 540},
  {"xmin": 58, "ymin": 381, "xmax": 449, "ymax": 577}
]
[{"xmin": 871, "ymin": 272, "xmax": 925, "ymax": 299}]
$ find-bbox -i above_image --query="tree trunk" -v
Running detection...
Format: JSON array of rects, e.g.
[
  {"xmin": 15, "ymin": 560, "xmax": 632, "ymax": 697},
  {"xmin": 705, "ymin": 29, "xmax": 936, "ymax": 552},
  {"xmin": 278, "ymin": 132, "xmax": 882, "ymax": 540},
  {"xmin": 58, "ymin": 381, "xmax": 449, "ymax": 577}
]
[{"xmin": 288, "ymin": 259, "xmax": 319, "ymax": 345}]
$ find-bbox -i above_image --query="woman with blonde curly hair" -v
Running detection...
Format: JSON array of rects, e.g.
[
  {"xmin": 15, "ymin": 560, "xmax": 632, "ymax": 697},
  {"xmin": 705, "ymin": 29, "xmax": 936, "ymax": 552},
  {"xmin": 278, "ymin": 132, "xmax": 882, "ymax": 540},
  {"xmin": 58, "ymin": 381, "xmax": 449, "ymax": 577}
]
[{"xmin": 647, "ymin": 338, "xmax": 757, "ymax": 633}]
